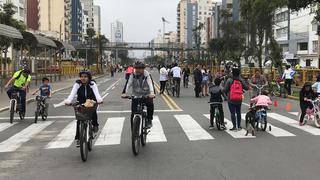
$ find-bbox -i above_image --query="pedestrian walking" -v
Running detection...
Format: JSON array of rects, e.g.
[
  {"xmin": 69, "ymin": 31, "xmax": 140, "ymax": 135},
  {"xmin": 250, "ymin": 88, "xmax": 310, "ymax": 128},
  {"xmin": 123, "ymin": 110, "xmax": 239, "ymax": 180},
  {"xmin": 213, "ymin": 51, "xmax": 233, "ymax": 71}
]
[
  {"xmin": 201, "ymin": 69, "xmax": 209, "ymax": 96},
  {"xmin": 282, "ymin": 64, "xmax": 295, "ymax": 96},
  {"xmin": 224, "ymin": 65, "xmax": 249, "ymax": 130},
  {"xmin": 193, "ymin": 65, "xmax": 203, "ymax": 98},
  {"xmin": 159, "ymin": 65, "xmax": 168, "ymax": 94}
]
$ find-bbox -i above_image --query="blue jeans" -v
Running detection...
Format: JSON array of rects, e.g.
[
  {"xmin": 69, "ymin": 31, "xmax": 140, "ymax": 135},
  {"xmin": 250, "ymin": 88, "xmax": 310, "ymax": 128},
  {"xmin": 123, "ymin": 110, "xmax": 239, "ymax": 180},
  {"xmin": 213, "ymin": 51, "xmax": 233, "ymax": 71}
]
[
  {"xmin": 228, "ymin": 102, "xmax": 242, "ymax": 128},
  {"xmin": 7, "ymin": 87, "xmax": 26, "ymax": 113}
]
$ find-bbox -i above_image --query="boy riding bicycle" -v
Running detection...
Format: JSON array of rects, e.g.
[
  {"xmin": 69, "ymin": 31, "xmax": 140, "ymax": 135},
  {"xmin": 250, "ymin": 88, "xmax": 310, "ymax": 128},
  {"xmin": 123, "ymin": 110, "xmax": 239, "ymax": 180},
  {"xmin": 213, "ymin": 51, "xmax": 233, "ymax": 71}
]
[
  {"xmin": 209, "ymin": 78, "xmax": 227, "ymax": 130},
  {"xmin": 32, "ymin": 77, "xmax": 52, "ymax": 116}
]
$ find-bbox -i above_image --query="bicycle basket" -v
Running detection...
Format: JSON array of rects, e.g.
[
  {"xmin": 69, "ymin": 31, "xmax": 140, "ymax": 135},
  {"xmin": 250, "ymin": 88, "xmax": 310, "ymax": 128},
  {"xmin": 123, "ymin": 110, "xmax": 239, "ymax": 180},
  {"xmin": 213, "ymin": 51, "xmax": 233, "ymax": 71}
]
[{"xmin": 74, "ymin": 105, "xmax": 97, "ymax": 121}]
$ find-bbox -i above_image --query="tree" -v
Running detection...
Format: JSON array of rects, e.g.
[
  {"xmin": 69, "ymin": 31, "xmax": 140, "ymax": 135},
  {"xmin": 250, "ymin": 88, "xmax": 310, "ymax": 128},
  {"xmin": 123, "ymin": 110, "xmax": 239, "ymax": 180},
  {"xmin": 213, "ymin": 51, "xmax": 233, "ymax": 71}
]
[
  {"xmin": 208, "ymin": 38, "xmax": 226, "ymax": 69},
  {"xmin": 288, "ymin": 0, "xmax": 320, "ymax": 22}
]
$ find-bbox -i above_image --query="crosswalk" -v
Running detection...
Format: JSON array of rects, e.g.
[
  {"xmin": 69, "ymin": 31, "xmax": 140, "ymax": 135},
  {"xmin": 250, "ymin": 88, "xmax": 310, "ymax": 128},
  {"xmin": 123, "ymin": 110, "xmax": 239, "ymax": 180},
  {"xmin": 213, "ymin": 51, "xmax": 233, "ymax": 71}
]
[{"xmin": 0, "ymin": 112, "xmax": 319, "ymax": 153}]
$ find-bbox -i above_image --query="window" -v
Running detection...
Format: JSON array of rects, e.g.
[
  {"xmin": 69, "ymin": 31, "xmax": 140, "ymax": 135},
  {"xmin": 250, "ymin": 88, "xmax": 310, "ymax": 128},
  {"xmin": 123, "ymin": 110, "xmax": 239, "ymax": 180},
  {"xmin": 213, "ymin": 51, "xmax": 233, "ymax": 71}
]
[
  {"xmin": 313, "ymin": 41, "xmax": 318, "ymax": 53},
  {"xmin": 306, "ymin": 59, "xmax": 311, "ymax": 67},
  {"xmin": 275, "ymin": 11, "xmax": 288, "ymax": 22},
  {"xmin": 298, "ymin": 42, "xmax": 308, "ymax": 51},
  {"xmin": 312, "ymin": 23, "xmax": 318, "ymax": 31},
  {"xmin": 199, "ymin": 11, "xmax": 202, "ymax": 15},
  {"xmin": 280, "ymin": 44, "xmax": 289, "ymax": 52},
  {"xmin": 276, "ymin": 27, "xmax": 288, "ymax": 38}
]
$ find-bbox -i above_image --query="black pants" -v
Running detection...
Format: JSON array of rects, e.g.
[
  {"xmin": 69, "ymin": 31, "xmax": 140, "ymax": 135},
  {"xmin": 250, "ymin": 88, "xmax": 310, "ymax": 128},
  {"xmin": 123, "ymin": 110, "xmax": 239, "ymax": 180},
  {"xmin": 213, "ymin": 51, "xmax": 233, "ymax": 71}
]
[
  {"xmin": 195, "ymin": 81, "xmax": 201, "ymax": 97},
  {"xmin": 7, "ymin": 87, "xmax": 26, "ymax": 113},
  {"xmin": 173, "ymin": 77, "xmax": 181, "ymax": 96},
  {"xmin": 183, "ymin": 75, "xmax": 189, "ymax": 87},
  {"xmin": 160, "ymin": 81, "xmax": 167, "ymax": 94},
  {"xmin": 284, "ymin": 79, "xmax": 293, "ymax": 95},
  {"xmin": 75, "ymin": 111, "xmax": 98, "ymax": 139},
  {"xmin": 131, "ymin": 98, "xmax": 154, "ymax": 126},
  {"xmin": 210, "ymin": 104, "xmax": 224, "ymax": 126},
  {"xmin": 228, "ymin": 102, "xmax": 242, "ymax": 128},
  {"xmin": 300, "ymin": 103, "xmax": 313, "ymax": 123}
]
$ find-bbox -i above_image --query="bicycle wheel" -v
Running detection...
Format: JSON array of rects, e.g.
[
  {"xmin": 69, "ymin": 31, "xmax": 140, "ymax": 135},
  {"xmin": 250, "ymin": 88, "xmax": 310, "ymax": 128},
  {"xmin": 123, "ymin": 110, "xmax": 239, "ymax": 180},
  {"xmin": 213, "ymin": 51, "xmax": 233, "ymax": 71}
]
[
  {"xmin": 10, "ymin": 100, "xmax": 15, "ymax": 124},
  {"xmin": 314, "ymin": 113, "xmax": 320, "ymax": 128},
  {"xmin": 79, "ymin": 122, "xmax": 88, "ymax": 162},
  {"xmin": 141, "ymin": 117, "xmax": 147, "ymax": 146},
  {"xmin": 259, "ymin": 117, "xmax": 267, "ymax": 131},
  {"xmin": 132, "ymin": 116, "xmax": 141, "ymax": 156},
  {"xmin": 88, "ymin": 122, "xmax": 93, "ymax": 151}
]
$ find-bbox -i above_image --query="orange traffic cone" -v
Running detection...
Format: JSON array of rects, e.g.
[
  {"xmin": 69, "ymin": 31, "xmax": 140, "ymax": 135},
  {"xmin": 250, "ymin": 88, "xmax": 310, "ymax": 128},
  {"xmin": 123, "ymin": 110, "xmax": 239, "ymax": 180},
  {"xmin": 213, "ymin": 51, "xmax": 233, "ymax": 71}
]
[
  {"xmin": 274, "ymin": 100, "xmax": 278, "ymax": 107},
  {"xmin": 285, "ymin": 102, "xmax": 292, "ymax": 112}
]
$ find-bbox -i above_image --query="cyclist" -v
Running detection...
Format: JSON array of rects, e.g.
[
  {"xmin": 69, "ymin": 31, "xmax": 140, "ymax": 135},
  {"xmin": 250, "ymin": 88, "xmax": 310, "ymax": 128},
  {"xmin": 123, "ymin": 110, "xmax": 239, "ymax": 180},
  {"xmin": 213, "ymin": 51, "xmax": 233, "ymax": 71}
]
[
  {"xmin": 170, "ymin": 63, "xmax": 182, "ymax": 97},
  {"xmin": 209, "ymin": 78, "xmax": 227, "ymax": 130},
  {"xmin": 250, "ymin": 90, "xmax": 272, "ymax": 109},
  {"xmin": 64, "ymin": 70, "xmax": 102, "ymax": 145},
  {"xmin": 250, "ymin": 70, "xmax": 267, "ymax": 96},
  {"xmin": 32, "ymin": 77, "xmax": 52, "ymax": 116},
  {"xmin": 299, "ymin": 82, "xmax": 317, "ymax": 126},
  {"xmin": 125, "ymin": 64, "xmax": 134, "ymax": 80},
  {"xmin": 5, "ymin": 68, "xmax": 32, "ymax": 116},
  {"xmin": 312, "ymin": 75, "xmax": 320, "ymax": 96},
  {"xmin": 122, "ymin": 61, "xmax": 155, "ymax": 128},
  {"xmin": 182, "ymin": 66, "xmax": 191, "ymax": 88}
]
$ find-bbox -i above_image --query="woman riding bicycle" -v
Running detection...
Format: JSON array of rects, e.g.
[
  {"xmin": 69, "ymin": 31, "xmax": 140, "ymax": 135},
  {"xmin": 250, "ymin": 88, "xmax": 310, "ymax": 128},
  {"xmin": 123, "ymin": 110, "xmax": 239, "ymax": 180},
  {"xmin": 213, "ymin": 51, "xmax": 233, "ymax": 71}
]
[{"xmin": 64, "ymin": 70, "xmax": 102, "ymax": 145}]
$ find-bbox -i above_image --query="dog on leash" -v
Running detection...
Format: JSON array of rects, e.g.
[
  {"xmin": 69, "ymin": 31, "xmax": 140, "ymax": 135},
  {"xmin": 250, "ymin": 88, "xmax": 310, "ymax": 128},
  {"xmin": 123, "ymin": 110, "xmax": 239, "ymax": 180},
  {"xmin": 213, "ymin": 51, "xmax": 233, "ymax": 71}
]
[{"xmin": 245, "ymin": 108, "xmax": 256, "ymax": 136}]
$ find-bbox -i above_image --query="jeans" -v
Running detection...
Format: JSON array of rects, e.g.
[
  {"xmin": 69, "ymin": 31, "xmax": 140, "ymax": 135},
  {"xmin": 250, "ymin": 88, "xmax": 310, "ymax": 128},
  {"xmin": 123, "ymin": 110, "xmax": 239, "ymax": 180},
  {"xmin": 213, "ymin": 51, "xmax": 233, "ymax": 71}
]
[
  {"xmin": 183, "ymin": 75, "xmax": 189, "ymax": 87},
  {"xmin": 131, "ymin": 98, "xmax": 154, "ymax": 128},
  {"xmin": 228, "ymin": 102, "xmax": 242, "ymax": 128},
  {"xmin": 7, "ymin": 87, "xmax": 26, "ymax": 113},
  {"xmin": 173, "ymin": 77, "xmax": 181, "ymax": 97},
  {"xmin": 75, "ymin": 110, "xmax": 98, "ymax": 140},
  {"xmin": 210, "ymin": 104, "xmax": 224, "ymax": 126},
  {"xmin": 284, "ymin": 79, "xmax": 293, "ymax": 95},
  {"xmin": 160, "ymin": 81, "xmax": 167, "ymax": 93}
]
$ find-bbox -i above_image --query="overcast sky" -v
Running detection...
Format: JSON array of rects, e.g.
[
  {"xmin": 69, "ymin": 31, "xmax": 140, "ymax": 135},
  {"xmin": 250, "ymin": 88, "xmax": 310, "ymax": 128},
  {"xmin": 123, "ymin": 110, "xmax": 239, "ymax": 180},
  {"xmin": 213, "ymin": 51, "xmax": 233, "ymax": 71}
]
[{"xmin": 95, "ymin": 0, "xmax": 180, "ymax": 43}]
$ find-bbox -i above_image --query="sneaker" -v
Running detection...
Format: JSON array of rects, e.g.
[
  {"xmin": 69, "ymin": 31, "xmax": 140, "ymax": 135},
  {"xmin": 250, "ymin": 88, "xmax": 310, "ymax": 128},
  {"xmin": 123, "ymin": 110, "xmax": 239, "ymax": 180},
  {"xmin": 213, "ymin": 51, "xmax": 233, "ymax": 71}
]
[
  {"xmin": 229, "ymin": 127, "xmax": 237, "ymax": 131},
  {"xmin": 93, "ymin": 126, "xmax": 99, "ymax": 133},
  {"xmin": 209, "ymin": 125, "xmax": 214, "ymax": 130},
  {"xmin": 146, "ymin": 119, "xmax": 153, "ymax": 129},
  {"xmin": 221, "ymin": 125, "xmax": 227, "ymax": 130}
]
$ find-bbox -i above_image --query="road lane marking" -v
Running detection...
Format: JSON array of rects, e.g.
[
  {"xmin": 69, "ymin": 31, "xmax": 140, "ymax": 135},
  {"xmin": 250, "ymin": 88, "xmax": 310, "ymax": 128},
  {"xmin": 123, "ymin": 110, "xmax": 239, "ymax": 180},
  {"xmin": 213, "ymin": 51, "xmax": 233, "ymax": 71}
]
[
  {"xmin": 269, "ymin": 113, "xmax": 320, "ymax": 135},
  {"xmin": 204, "ymin": 114, "xmax": 255, "ymax": 138},
  {"xmin": 0, "ymin": 123, "xmax": 16, "ymax": 133},
  {"xmin": 241, "ymin": 114, "xmax": 295, "ymax": 137},
  {"xmin": 45, "ymin": 120, "xmax": 76, "ymax": 149},
  {"xmin": 289, "ymin": 112, "xmax": 299, "ymax": 116},
  {"xmin": 147, "ymin": 116, "xmax": 167, "ymax": 143},
  {"xmin": 95, "ymin": 117, "xmax": 125, "ymax": 146},
  {"xmin": 101, "ymin": 93, "xmax": 109, "ymax": 100},
  {"xmin": 0, "ymin": 121, "xmax": 53, "ymax": 152},
  {"xmin": 174, "ymin": 115, "xmax": 214, "ymax": 141},
  {"xmin": 154, "ymin": 82, "xmax": 182, "ymax": 110},
  {"xmin": 101, "ymin": 78, "xmax": 121, "ymax": 100},
  {"xmin": 153, "ymin": 83, "xmax": 174, "ymax": 110}
]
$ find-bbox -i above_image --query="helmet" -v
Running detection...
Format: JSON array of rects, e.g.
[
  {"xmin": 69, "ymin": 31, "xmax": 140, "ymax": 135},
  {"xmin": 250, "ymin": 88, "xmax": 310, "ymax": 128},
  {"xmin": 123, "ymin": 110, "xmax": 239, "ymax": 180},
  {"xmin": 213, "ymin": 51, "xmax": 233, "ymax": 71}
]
[
  {"xmin": 134, "ymin": 61, "xmax": 146, "ymax": 69},
  {"xmin": 22, "ymin": 68, "xmax": 30, "ymax": 74},
  {"xmin": 79, "ymin": 69, "xmax": 92, "ymax": 79}
]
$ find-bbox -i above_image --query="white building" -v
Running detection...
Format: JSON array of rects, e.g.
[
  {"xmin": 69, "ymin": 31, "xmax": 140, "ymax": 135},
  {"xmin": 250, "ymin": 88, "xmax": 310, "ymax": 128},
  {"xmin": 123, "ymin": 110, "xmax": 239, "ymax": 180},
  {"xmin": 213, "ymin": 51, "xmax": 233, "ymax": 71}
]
[
  {"xmin": 274, "ymin": 6, "xmax": 319, "ymax": 68},
  {"xmin": 93, "ymin": 5, "xmax": 101, "ymax": 34},
  {"xmin": 0, "ymin": 0, "xmax": 26, "ymax": 22},
  {"xmin": 197, "ymin": 0, "xmax": 216, "ymax": 46},
  {"xmin": 165, "ymin": 31, "xmax": 177, "ymax": 43},
  {"xmin": 80, "ymin": 0, "xmax": 94, "ymax": 37},
  {"xmin": 111, "ymin": 21, "xmax": 124, "ymax": 43}
]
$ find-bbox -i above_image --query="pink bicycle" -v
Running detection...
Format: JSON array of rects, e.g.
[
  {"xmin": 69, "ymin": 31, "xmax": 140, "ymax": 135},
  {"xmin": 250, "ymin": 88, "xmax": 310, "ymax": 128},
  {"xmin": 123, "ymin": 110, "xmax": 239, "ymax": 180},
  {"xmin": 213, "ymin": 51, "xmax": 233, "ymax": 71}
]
[{"xmin": 304, "ymin": 99, "xmax": 320, "ymax": 128}]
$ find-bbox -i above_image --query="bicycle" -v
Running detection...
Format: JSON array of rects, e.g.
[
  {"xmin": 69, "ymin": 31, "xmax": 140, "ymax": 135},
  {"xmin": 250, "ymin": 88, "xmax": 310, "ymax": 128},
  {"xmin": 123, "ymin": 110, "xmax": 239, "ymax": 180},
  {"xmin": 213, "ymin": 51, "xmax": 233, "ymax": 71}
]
[
  {"xmin": 303, "ymin": 99, "xmax": 320, "ymax": 128},
  {"xmin": 34, "ymin": 95, "xmax": 49, "ymax": 123},
  {"xmin": 208, "ymin": 102, "xmax": 225, "ymax": 130},
  {"xmin": 124, "ymin": 96, "xmax": 150, "ymax": 156},
  {"xmin": 172, "ymin": 77, "xmax": 181, "ymax": 97},
  {"xmin": 69, "ymin": 101, "xmax": 98, "ymax": 162},
  {"xmin": 9, "ymin": 87, "xmax": 25, "ymax": 123},
  {"xmin": 249, "ymin": 83, "xmax": 268, "ymax": 96}
]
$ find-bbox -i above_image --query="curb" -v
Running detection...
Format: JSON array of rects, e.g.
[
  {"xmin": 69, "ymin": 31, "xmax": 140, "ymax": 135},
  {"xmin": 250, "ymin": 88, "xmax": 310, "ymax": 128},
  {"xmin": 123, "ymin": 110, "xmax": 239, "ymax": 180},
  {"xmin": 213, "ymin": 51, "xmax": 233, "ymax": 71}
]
[{"xmin": 0, "ymin": 74, "xmax": 107, "ymax": 113}]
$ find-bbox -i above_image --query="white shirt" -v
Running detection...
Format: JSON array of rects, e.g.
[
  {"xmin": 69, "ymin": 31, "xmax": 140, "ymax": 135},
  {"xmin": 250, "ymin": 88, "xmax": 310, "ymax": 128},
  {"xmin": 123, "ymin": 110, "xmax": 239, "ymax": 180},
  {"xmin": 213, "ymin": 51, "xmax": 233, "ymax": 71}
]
[
  {"xmin": 65, "ymin": 81, "xmax": 102, "ymax": 104},
  {"xmin": 171, "ymin": 66, "xmax": 181, "ymax": 78},
  {"xmin": 159, "ymin": 67, "xmax": 168, "ymax": 81},
  {"xmin": 282, "ymin": 69, "xmax": 294, "ymax": 79}
]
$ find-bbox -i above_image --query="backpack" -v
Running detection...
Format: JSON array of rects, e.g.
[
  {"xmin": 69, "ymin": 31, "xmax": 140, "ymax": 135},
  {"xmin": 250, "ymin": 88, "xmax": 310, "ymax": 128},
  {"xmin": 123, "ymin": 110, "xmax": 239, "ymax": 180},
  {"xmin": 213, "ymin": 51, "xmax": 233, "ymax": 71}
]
[{"xmin": 230, "ymin": 79, "xmax": 243, "ymax": 102}]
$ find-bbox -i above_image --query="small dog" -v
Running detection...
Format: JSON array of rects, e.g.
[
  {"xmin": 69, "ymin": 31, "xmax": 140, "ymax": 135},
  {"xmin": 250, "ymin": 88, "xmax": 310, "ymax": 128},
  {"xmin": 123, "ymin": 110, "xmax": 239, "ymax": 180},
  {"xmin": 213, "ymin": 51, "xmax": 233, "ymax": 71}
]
[{"xmin": 245, "ymin": 108, "xmax": 256, "ymax": 136}]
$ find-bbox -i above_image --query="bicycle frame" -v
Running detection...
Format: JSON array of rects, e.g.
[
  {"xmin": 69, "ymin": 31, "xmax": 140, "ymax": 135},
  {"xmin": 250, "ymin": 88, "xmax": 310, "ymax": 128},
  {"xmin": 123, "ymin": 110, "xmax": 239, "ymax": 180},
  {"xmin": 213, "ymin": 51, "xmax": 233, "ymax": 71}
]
[{"xmin": 306, "ymin": 100, "xmax": 320, "ymax": 122}]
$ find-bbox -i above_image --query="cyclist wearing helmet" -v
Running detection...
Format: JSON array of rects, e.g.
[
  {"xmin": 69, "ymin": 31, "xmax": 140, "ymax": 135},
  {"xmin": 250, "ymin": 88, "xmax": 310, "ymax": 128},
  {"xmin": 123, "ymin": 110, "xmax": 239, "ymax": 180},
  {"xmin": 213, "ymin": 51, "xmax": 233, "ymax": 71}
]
[
  {"xmin": 5, "ymin": 68, "xmax": 32, "ymax": 115},
  {"xmin": 122, "ymin": 61, "xmax": 155, "ymax": 128},
  {"xmin": 65, "ymin": 70, "xmax": 102, "ymax": 145}
]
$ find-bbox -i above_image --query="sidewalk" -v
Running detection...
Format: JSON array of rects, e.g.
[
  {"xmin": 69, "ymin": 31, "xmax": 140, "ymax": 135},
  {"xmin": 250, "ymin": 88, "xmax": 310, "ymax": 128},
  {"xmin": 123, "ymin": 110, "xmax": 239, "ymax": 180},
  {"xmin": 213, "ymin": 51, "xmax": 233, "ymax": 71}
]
[{"xmin": 0, "ymin": 74, "xmax": 105, "ymax": 112}]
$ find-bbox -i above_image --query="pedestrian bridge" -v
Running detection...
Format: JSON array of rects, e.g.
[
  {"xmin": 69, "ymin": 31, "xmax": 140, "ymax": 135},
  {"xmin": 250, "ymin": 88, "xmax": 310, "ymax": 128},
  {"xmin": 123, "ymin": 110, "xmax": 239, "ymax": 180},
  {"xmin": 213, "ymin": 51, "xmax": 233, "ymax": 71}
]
[{"xmin": 76, "ymin": 42, "xmax": 188, "ymax": 51}]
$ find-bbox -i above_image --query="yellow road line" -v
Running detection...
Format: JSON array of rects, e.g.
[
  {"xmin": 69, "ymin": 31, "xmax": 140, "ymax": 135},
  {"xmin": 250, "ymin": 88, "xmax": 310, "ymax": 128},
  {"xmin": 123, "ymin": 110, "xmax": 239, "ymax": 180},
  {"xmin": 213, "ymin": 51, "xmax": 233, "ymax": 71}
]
[
  {"xmin": 154, "ymin": 82, "xmax": 182, "ymax": 110},
  {"xmin": 154, "ymin": 83, "xmax": 174, "ymax": 110}
]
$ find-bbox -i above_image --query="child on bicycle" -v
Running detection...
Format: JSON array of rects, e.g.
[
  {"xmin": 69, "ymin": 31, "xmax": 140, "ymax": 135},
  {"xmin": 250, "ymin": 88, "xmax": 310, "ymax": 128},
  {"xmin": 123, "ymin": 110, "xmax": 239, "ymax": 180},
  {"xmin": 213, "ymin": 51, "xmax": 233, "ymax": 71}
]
[
  {"xmin": 299, "ymin": 82, "xmax": 318, "ymax": 126},
  {"xmin": 32, "ymin": 77, "xmax": 52, "ymax": 116},
  {"xmin": 250, "ymin": 90, "xmax": 272, "ymax": 109},
  {"xmin": 209, "ymin": 78, "xmax": 227, "ymax": 130}
]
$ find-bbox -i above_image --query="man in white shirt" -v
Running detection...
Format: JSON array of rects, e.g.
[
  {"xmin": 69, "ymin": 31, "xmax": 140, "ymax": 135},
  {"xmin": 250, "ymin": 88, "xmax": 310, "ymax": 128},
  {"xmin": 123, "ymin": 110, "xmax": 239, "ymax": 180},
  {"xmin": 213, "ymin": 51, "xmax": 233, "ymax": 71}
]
[
  {"xmin": 159, "ymin": 65, "xmax": 168, "ymax": 94},
  {"xmin": 170, "ymin": 63, "xmax": 182, "ymax": 97}
]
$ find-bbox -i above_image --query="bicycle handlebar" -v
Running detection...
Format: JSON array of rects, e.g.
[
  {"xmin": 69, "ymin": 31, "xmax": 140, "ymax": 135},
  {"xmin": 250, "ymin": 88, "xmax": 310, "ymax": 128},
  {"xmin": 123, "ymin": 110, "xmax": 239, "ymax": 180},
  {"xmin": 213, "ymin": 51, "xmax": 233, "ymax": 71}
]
[{"xmin": 249, "ymin": 83, "xmax": 268, "ymax": 90}]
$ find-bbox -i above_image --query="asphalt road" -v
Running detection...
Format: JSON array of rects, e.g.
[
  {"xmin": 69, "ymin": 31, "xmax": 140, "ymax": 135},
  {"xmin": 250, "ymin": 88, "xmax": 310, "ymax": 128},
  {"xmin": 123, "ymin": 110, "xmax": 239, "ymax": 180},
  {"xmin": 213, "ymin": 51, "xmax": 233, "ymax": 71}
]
[{"xmin": 0, "ymin": 70, "xmax": 319, "ymax": 180}]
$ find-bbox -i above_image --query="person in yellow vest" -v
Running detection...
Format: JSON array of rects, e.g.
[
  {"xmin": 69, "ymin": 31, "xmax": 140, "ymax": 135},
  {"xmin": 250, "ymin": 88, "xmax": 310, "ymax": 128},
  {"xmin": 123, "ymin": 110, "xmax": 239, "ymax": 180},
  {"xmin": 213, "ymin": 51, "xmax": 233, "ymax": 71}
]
[{"xmin": 5, "ymin": 68, "xmax": 31, "ymax": 115}]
